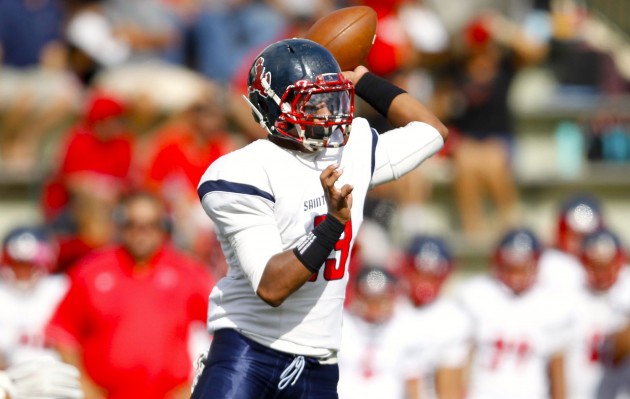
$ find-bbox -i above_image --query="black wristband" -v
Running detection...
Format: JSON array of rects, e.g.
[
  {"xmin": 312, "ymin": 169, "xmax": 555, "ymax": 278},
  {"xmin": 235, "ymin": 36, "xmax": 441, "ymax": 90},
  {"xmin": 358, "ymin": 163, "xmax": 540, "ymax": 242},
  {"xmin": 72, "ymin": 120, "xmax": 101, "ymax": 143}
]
[
  {"xmin": 354, "ymin": 72, "xmax": 407, "ymax": 118},
  {"xmin": 293, "ymin": 214, "xmax": 346, "ymax": 274}
]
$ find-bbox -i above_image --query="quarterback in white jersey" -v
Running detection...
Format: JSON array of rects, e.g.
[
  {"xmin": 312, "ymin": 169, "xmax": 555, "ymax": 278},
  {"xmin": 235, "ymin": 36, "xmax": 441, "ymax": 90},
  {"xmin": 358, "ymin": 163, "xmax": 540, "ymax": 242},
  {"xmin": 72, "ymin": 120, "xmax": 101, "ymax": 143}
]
[
  {"xmin": 457, "ymin": 229, "xmax": 573, "ymax": 399},
  {"xmin": 192, "ymin": 38, "xmax": 447, "ymax": 399},
  {"xmin": 565, "ymin": 228, "xmax": 630, "ymax": 399}
]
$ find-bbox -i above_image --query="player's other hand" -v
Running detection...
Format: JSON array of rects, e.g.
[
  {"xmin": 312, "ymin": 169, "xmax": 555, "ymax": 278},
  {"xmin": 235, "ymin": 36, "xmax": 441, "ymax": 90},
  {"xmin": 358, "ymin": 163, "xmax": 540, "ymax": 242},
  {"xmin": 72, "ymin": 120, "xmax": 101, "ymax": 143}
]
[
  {"xmin": 342, "ymin": 66, "xmax": 369, "ymax": 86},
  {"xmin": 320, "ymin": 164, "xmax": 353, "ymax": 224}
]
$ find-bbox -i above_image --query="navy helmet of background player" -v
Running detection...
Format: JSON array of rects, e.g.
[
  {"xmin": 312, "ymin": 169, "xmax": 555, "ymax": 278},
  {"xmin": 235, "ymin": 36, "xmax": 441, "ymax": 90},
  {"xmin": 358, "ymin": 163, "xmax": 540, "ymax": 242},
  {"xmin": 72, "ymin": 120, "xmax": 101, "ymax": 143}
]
[
  {"xmin": 1, "ymin": 226, "xmax": 58, "ymax": 287},
  {"xmin": 579, "ymin": 227, "xmax": 625, "ymax": 292},
  {"xmin": 492, "ymin": 228, "xmax": 543, "ymax": 295},
  {"xmin": 557, "ymin": 194, "xmax": 603, "ymax": 256},
  {"xmin": 350, "ymin": 266, "xmax": 398, "ymax": 324},
  {"xmin": 244, "ymin": 39, "xmax": 354, "ymax": 152},
  {"xmin": 402, "ymin": 235, "xmax": 454, "ymax": 307}
]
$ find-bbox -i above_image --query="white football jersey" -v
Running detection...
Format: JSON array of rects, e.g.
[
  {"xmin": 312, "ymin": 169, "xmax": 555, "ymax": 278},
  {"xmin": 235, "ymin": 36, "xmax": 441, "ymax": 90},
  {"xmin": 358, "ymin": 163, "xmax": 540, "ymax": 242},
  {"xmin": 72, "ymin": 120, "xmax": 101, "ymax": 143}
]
[
  {"xmin": 538, "ymin": 247, "xmax": 586, "ymax": 294},
  {"xmin": 566, "ymin": 268, "xmax": 630, "ymax": 399},
  {"xmin": 457, "ymin": 275, "xmax": 574, "ymax": 399},
  {"xmin": 337, "ymin": 302, "xmax": 421, "ymax": 399},
  {"xmin": 198, "ymin": 117, "xmax": 443, "ymax": 355},
  {"xmin": 404, "ymin": 298, "xmax": 471, "ymax": 399},
  {"xmin": 0, "ymin": 275, "xmax": 69, "ymax": 365}
]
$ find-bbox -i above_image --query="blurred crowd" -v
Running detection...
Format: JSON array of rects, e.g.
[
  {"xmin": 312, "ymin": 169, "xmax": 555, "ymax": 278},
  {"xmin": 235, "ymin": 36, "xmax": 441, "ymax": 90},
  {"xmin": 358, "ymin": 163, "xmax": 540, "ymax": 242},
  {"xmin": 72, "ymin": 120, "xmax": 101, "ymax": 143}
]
[{"xmin": 1, "ymin": 0, "xmax": 630, "ymax": 398}]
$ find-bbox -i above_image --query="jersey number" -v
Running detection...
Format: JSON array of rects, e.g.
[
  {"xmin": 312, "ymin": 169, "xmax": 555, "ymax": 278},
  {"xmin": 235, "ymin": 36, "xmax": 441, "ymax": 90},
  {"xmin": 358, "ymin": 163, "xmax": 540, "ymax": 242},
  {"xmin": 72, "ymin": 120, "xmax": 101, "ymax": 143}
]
[{"xmin": 309, "ymin": 215, "xmax": 352, "ymax": 281}]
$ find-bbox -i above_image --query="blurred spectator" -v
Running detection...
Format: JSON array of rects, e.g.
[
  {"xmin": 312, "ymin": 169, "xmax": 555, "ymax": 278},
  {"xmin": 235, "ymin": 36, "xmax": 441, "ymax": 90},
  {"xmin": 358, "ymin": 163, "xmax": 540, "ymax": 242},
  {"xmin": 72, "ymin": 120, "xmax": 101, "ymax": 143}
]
[
  {"xmin": 0, "ymin": 225, "xmax": 68, "ymax": 368},
  {"xmin": 538, "ymin": 194, "xmax": 604, "ymax": 294},
  {"xmin": 41, "ymin": 92, "xmax": 135, "ymax": 272},
  {"xmin": 0, "ymin": 0, "xmax": 82, "ymax": 174},
  {"xmin": 338, "ymin": 266, "xmax": 422, "ymax": 399},
  {"xmin": 438, "ymin": 11, "xmax": 548, "ymax": 242},
  {"xmin": 399, "ymin": 235, "xmax": 469, "ymax": 399},
  {"xmin": 64, "ymin": 0, "xmax": 177, "ymax": 84},
  {"xmin": 565, "ymin": 227, "xmax": 630, "ymax": 399},
  {"xmin": 46, "ymin": 191, "xmax": 214, "ymax": 399},
  {"xmin": 192, "ymin": 0, "xmax": 287, "ymax": 85},
  {"xmin": 456, "ymin": 228, "xmax": 574, "ymax": 399},
  {"xmin": 356, "ymin": 0, "xmax": 416, "ymax": 78},
  {"xmin": 141, "ymin": 81, "xmax": 236, "ymax": 269}
]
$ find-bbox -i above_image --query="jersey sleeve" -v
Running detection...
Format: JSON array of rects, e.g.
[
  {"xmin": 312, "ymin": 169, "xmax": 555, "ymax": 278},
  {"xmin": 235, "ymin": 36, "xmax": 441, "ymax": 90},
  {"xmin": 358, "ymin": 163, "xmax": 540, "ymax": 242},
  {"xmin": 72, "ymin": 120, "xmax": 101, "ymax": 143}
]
[
  {"xmin": 370, "ymin": 121, "xmax": 444, "ymax": 187},
  {"xmin": 198, "ymin": 155, "xmax": 282, "ymax": 291}
]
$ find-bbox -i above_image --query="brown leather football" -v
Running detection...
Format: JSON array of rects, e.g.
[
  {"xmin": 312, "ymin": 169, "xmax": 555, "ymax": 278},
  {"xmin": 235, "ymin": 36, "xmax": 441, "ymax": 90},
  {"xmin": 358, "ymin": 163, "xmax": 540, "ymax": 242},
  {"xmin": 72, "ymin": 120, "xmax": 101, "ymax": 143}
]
[{"xmin": 304, "ymin": 6, "xmax": 377, "ymax": 71}]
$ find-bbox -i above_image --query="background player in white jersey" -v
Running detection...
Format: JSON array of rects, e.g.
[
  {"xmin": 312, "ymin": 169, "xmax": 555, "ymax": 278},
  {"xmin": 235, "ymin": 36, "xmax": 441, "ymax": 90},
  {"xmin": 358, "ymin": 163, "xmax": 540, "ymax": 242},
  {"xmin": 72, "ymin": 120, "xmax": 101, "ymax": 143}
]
[
  {"xmin": 400, "ymin": 235, "xmax": 470, "ymax": 399},
  {"xmin": 0, "ymin": 226, "xmax": 67, "ymax": 366},
  {"xmin": 192, "ymin": 38, "xmax": 448, "ymax": 399},
  {"xmin": 0, "ymin": 226, "xmax": 82, "ymax": 399},
  {"xmin": 566, "ymin": 228, "xmax": 630, "ymax": 399},
  {"xmin": 338, "ymin": 266, "xmax": 421, "ymax": 399},
  {"xmin": 538, "ymin": 194, "xmax": 604, "ymax": 294},
  {"xmin": 456, "ymin": 228, "xmax": 573, "ymax": 399}
]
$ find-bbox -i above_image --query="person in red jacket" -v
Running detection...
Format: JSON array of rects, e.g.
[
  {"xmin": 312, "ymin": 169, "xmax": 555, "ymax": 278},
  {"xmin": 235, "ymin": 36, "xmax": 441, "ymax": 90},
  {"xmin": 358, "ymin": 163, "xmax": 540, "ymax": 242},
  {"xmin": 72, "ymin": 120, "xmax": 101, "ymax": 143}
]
[{"xmin": 46, "ymin": 191, "xmax": 214, "ymax": 399}]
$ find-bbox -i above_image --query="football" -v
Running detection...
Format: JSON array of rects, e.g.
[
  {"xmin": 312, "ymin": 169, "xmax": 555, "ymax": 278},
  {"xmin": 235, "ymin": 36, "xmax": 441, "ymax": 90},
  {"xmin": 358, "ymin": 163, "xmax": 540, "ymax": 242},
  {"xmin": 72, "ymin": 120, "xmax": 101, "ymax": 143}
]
[{"xmin": 304, "ymin": 6, "xmax": 377, "ymax": 71}]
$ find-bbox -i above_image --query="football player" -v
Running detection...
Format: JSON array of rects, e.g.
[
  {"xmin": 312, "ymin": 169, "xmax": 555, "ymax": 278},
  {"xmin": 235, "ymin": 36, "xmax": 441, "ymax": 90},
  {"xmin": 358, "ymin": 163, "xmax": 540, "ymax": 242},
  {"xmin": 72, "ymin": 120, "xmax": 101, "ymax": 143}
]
[
  {"xmin": 456, "ymin": 228, "xmax": 574, "ymax": 399},
  {"xmin": 400, "ymin": 235, "xmax": 470, "ymax": 399},
  {"xmin": 0, "ymin": 226, "xmax": 67, "ymax": 366},
  {"xmin": 0, "ymin": 226, "xmax": 82, "ymax": 399},
  {"xmin": 565, "ymin": 228, "xmax": 630, "ymax": 399},
  {"xmin": 192, "ymin": 38, "xmax": 448, "ymax": 398},
  {"xmin": 338, "ymin": 266, "xmax": 421, "ymax": 399},
  {"xmin": 538, "ymin": 194, "xmax": 604, "ymax": 294}
]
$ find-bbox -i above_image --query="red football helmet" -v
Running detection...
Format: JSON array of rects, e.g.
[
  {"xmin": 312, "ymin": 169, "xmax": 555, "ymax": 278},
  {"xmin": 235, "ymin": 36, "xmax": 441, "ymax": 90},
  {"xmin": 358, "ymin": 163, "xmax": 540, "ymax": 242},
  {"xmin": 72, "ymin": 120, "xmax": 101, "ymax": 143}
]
[
  {"xmin": 580, "ymin": 228, "xmax": 625, "ymax": 292},
  {"xmin": 402, "ymin": 235, "xmax": 454, "ymax": 307},
  {"xmin": 492, "ymin": 228, "xmax": 542, "ymax": 295}
]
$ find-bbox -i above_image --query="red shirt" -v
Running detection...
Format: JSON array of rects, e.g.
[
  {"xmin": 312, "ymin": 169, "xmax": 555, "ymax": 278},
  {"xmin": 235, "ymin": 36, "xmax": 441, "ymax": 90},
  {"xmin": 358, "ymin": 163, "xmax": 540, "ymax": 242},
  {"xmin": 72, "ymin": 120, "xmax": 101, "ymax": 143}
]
[
  {"xmin": 46, "ymin": 245, "xmax": 213, "ymax": 399},
  {"xmin": 42, "ymin": 126, "xmax": 134, "ymax": 217},
  {"xmin": 145, "ymin": 124, "xmax": 233, "ymax": 197}
]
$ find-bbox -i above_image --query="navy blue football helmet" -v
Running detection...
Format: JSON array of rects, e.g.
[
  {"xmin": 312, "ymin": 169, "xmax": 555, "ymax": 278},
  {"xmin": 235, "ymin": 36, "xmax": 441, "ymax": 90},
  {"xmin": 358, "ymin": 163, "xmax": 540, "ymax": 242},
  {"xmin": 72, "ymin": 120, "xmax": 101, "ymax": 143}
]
[
  {"xmin": 580, "ymin": 227, "xmax": 624, "ymax": 291},
  {"xmin": 493, "ymin": 228, "xmax": 542, "ymax": 294},
  {"xmin": 2, "ymin": 226, "xmax": 58, "ymax": 272},
  {"xmin": 245, "ymin": 38, "xmax": 354, "ymax": 152},
  {"xmin": 403, "ymin": 235, "xmax": 454, "ymax": 306}
]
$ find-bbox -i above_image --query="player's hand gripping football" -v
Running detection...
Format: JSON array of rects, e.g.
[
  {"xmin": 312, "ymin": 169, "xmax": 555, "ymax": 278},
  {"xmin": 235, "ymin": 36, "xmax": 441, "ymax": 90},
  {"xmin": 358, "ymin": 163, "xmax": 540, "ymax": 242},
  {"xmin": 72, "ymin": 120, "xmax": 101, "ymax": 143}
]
[{"xmin": 320, "ymin": 164, "xmax": 353, "ymax": 224}]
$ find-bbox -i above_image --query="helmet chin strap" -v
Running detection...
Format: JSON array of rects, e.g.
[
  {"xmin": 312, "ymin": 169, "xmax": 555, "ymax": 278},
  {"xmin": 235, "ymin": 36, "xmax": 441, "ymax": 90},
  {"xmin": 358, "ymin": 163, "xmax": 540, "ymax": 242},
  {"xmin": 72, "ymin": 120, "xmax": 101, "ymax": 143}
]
[{"xmin": 242, "ymin": 95, "xmax": 268, "ymax": 131}]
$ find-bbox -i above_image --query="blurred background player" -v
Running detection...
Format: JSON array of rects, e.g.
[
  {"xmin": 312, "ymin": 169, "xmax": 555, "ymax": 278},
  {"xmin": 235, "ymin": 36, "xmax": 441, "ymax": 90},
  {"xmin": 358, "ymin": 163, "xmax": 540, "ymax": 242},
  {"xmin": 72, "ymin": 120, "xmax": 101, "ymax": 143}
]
[
  {"xmin": 0, "ymin": 225, "xmax": 68, "ymax": 367},
  {"xmin": 456, "ymin": 228, "xmax": 574, "ymax": 399},
  {"xmin": 45, "ymin": 191, "xmax": 214, "ymax": 399},
  {"xmin": 338, "ymin": 266, "xmax": 422, "ymax": 399},
  {"xmin": 400, "ymin": 235, "xmax": 470, "ymax": 399},
  {"xmin": 538, "ymin": 194, "xmax": 604, "ymax": 294},
  {"xmin": 0, "ymin": 225, "xmax": 82, "ymax": 399},
  {"xmin": 565, "ymin": 227, "xmax": 630, "ymax": 399}
]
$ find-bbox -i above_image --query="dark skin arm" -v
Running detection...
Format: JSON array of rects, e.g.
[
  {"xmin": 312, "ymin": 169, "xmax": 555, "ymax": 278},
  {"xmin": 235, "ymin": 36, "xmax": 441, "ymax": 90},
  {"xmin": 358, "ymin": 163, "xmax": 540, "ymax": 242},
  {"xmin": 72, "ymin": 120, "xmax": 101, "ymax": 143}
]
[{"xmin": 256, "ymin": 163, "xmax": 353, "ymax": 307}]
